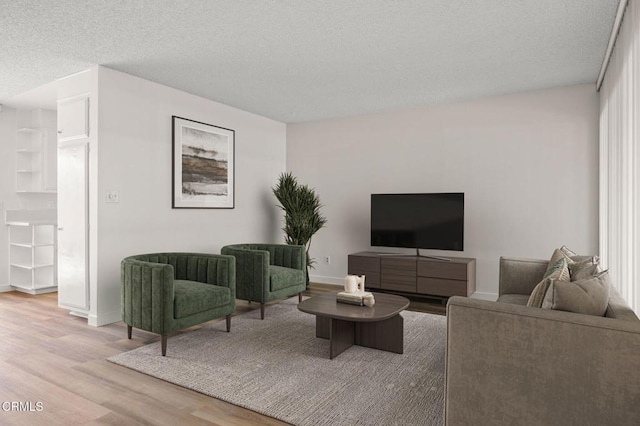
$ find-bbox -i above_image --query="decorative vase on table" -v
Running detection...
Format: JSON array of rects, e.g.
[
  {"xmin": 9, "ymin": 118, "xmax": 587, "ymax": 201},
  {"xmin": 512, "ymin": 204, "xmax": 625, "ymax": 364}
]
[{"xmin": 338, "ymin": 275, "xmax": 374, "ymax": 306}]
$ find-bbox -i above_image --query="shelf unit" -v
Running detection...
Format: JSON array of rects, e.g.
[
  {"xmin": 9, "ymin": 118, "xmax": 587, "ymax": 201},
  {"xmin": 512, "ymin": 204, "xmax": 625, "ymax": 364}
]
[
  {"xmin": 8, "ymin": 222, "xmax": 57, "ymax": 294},
  {"xmin": 15, "ymin": 127, "xmax": 56, "ymax": 193},
  {"xmin": 348, "ymin": 252, "xmax": 476, "ymax": 298}
]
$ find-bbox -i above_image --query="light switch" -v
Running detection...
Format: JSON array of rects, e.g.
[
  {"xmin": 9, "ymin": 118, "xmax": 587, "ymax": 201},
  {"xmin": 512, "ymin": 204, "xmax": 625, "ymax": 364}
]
[{"xmin": 106, "ymin": 191, "xmax": 119, "ymax": 203}]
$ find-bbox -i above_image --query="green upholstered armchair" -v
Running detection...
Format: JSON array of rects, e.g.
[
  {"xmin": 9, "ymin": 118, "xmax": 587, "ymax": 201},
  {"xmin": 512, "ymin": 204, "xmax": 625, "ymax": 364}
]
[
  {"xmin": 221, "ymin": 244, "xmax": 306, "ymax": 319},
  {"xmin": 121, "ymin": 253, "xmax": 235, "ymax": 356}
]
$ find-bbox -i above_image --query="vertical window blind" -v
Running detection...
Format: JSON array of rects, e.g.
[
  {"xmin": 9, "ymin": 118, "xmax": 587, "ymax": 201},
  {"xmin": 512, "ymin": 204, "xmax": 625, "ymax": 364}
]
[{"xmin": 599, "ymin": 0, "xmax": 639, "ymax": 312}]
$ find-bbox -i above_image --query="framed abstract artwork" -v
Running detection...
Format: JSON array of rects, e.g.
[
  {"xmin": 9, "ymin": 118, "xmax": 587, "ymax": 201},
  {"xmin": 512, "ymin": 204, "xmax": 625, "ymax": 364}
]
[{"xmin": 172, "ymin": 116, "xmax": 235, "ymax": 208}]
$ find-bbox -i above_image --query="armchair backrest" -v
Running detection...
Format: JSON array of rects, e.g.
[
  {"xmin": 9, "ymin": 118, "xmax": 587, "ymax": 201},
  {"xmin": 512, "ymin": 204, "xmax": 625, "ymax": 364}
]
[
  {"xmin": 222, "ymin": 244, "xmax": 306, "ymax": 270},
  {"xmin": 124, "ymin": 253, "xmax": 235, "ymax": 289}
]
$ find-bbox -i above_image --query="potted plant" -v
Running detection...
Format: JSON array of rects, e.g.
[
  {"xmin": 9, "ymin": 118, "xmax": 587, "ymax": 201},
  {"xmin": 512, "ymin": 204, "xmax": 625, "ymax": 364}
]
[{"xmin": 272, "ymin": 172, "xmax": 327, "ymax": 285}]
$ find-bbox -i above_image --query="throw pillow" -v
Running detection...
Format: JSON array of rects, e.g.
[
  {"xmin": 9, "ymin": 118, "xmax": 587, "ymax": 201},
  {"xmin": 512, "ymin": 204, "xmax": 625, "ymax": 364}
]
[
  {"xmin": 527, "ymin": 277, "xmax": 555, "ymax": 308},
  {"xmin": 559, "ymin": 245, "xmax": 577, "ymax": 258},
  {"xmin": 527, "ymin": 254, "xmax": 570, "ymax": 308},
  {"xmin": 571, "ymin": 255, "xmax": 600, "ymax": 263},
  {"xmin": 541, "ymin": 271, "xmax": 611, "ymax": 316},
  {"xmin": 559, "ymin": 245, "xmax": 600, "ymax": 264},
  {"xmin": 570, "ymin": 257, "xmax": 601, "ymax": 281},
  {"xmin": 544, "ymin": 249, "xmax": 572, "ymax": 281}
]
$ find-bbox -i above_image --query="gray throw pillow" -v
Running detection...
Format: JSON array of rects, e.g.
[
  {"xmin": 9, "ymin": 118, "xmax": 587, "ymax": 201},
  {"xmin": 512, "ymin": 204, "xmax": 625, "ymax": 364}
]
[
  {"xmin": 570, "ymin": 254, "xmax": 600, "ymax": 263},
  {"xmin": 527, "ymin": 254, "xmax": 570, "ymax": 308},
  {"xmin": 559, "ymin": 245, "xmax": 577, "ymax": 258},
  {"xmin": 541, "ymin": 271, "xmax": 611, "ymax": 316},
  {"xmin": 570, "ymin": 258, "xmax": 601, "ymax": 281},
  {"xmin": 559, "ymin": 244, "xmax": 600, "ymax": 264},
  {"xmin": 544, "ymin": 249, "xmax": 571, "ymax": 281},
  {"xmin": 527, "ymin": 277, "xmax": 554, "ymax": 308}
]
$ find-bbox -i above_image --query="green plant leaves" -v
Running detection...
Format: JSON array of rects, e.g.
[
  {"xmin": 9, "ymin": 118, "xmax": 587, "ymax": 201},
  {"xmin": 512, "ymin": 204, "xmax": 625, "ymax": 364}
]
[{"xmin": 272, "ymin": 172, "xmax": 327, "ymax": 269}]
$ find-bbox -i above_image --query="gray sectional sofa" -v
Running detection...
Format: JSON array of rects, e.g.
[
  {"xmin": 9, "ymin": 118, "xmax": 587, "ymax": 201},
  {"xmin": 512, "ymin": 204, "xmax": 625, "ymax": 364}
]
[{"xmin": 445, "ymin": 256, "xmax": 640, "ymax": 426}]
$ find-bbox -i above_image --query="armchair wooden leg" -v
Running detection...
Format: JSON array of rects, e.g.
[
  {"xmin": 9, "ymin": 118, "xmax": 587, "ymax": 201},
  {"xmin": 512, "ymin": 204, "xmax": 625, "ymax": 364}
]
[
  {"xmin": 161, "ymin": 335, "xmax": 167, "ymax": 356},
  {"xmin": 298, "ymin": 292, "xmax": 303, "ymax": 302},
  {"xmin": 260, "ymin": 303, "xmax": 265, "ymax": 320},
  {"xmin": 127, "ymin": 325, "xmax": 132, "ymax": 339},
  {"xmin": 226, "ymin": 315, "xmax": 231, "ymax": 332}
]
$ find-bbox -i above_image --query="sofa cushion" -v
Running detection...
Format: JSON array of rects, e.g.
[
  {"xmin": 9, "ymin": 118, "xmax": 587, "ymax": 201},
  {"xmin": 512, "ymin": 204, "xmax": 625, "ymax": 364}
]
[
  {"xmin": 541, "ymin": 271, "xmax": 611, "ymax": 316},
  {"xmin": 497, "ymin": 294, "xmax": 530, "ymax": 306},
  {"xmin": 173, "ymin": 280, "xmax": 231, "ymax": 319},
  {"xmin": 270, "ymin": 265, "xmax": 305, "ymax": 292}
]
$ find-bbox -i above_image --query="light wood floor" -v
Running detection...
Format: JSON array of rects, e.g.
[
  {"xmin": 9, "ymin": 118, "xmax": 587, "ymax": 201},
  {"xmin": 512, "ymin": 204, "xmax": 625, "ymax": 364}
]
[{"xmin": 0, "ymin": 285, "xmax": 445, "ymax": 425}]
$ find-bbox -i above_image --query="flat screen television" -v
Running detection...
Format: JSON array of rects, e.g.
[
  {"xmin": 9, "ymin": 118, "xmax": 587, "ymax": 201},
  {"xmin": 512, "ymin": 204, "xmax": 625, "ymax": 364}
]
[{"xmin": 371, "ymin": 193, "xmax": 464, "ymax": 252}]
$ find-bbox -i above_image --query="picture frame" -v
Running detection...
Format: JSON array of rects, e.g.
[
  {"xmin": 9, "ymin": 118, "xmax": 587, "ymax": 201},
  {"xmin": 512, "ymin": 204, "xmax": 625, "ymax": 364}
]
[{"xmin": 172, "ymin": 116, "xmax": 235, "ymax": 209}]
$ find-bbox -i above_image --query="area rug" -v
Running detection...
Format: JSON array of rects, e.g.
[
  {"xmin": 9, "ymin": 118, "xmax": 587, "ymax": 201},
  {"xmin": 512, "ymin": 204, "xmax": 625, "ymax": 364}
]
[{"xmin": 108, "ymin": 297, "xmax": 446, "ymax": 426}]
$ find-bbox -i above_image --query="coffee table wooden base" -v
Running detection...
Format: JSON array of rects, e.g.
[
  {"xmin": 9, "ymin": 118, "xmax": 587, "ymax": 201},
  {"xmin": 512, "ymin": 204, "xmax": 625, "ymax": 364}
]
[
  {"xmin": 298, "ymin": 292, "xmax": 410, "ymax": 360},
  {"xmin": 315, "ymin": 314, "xmax": 404, "ymax": 359}
]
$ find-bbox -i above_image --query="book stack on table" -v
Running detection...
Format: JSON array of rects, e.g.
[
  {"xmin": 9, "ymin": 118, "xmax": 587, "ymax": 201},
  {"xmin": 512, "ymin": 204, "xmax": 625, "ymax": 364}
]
[{"xmin": 336, "ymin": 291, "xmax": 373, "ymax": 306}]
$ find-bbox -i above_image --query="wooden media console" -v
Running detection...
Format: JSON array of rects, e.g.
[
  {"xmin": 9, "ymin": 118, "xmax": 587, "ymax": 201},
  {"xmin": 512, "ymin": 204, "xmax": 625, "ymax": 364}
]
[{"xmin": 347, "ymin": 251, "xmax": 476, "ymax": 298}]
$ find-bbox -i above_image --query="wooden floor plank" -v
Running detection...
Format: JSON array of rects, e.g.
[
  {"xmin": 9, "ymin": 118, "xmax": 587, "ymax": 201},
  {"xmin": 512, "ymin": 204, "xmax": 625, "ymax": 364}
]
[
  {"xmin": 0, "ymin": 359, "xmax": 111, "ymax": 425},
  {"xmin": 191, "ymin": 404, "xmax": 289, "ymax": 426}
]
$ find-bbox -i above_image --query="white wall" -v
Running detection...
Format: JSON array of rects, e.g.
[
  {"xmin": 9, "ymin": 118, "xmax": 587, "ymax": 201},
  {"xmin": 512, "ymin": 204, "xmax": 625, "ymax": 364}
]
[
  {"xmin": 94, "ymin": 66, "xmax": 287, "ymax": 325},
  {"xmin": 0, "ymin": 107, "xmax": 56, "ymax": 291},
  {"xmin": 287, "ymin": 84, "xmax": 600, "ymax": 299}
]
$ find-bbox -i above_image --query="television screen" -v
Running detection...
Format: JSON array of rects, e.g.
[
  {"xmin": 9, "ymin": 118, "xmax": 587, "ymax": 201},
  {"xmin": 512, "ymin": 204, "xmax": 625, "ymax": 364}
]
[{"xmin": 371, "ymin": 193, "xmax": 464, "ymax": 251}]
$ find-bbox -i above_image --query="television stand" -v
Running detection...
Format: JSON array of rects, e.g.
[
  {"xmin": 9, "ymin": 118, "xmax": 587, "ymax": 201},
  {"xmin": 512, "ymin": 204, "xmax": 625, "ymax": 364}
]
[
  {"xmin": 420, "ymin": 255, "xmax": 451, "ymax": 261},
  {"xmin": 376, "ymin": 248, "xmax": 451, "ymax": 261},
  {"xmin": 348, "ymin": 251, "xmax": 476, "ymax": 298}
]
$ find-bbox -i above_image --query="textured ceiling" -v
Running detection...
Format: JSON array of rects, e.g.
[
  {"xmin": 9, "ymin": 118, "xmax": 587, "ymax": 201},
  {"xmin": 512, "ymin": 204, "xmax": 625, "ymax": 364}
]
[{"xmin": 1, "ymin": 0, "xmax": 619, "ymax": 123}]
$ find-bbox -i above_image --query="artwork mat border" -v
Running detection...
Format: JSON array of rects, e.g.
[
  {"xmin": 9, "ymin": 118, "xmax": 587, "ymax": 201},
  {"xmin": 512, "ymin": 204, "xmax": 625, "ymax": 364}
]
[{"xmin": 172, "ymin": 115, "xmax": 235, "ymax": 209}]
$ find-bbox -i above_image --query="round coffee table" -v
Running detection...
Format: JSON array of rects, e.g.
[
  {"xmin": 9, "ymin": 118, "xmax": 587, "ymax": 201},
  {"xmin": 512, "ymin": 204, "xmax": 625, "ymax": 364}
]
[{"xmin": 298, "ymin": 292, "xmax": 410, "ymax": 359}]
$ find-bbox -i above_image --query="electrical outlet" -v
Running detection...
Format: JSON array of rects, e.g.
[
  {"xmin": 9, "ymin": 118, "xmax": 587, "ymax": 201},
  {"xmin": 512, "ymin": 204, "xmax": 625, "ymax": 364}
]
[
  {"xmin": 324, "ymin": 256, "xmax": 331, "ymax": 264},
  {"xmin": 106, "ymin": 191, "xmax": 119, "ymax": 203}
]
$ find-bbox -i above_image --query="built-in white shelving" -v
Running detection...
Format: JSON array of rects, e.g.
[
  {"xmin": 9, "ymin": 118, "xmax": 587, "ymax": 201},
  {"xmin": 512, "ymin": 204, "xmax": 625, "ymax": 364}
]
[
  {"xmin": 6, "ymin": 211, "xmax": 57, "ymax": 295},
  {"xmin": 15, "ymin": 126, "xmax": 57, "ymax": 193}
]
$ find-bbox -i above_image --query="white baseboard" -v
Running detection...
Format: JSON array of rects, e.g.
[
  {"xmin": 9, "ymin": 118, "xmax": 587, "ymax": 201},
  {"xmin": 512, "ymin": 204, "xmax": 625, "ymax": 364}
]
[
  {"xmin": 309, "ymin": 275, "xmax": 343, "ymax": 286},
  {"xmin": 470, "ymin": 291, "xmax": 498, "ymax": 301},
  {"xmin": 89, "ymin": 309, "xmax": 122, "ymax": 327},
  {"xmin": 0, "ymin": 284, "xmax": 13, "ymax": 293}
]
